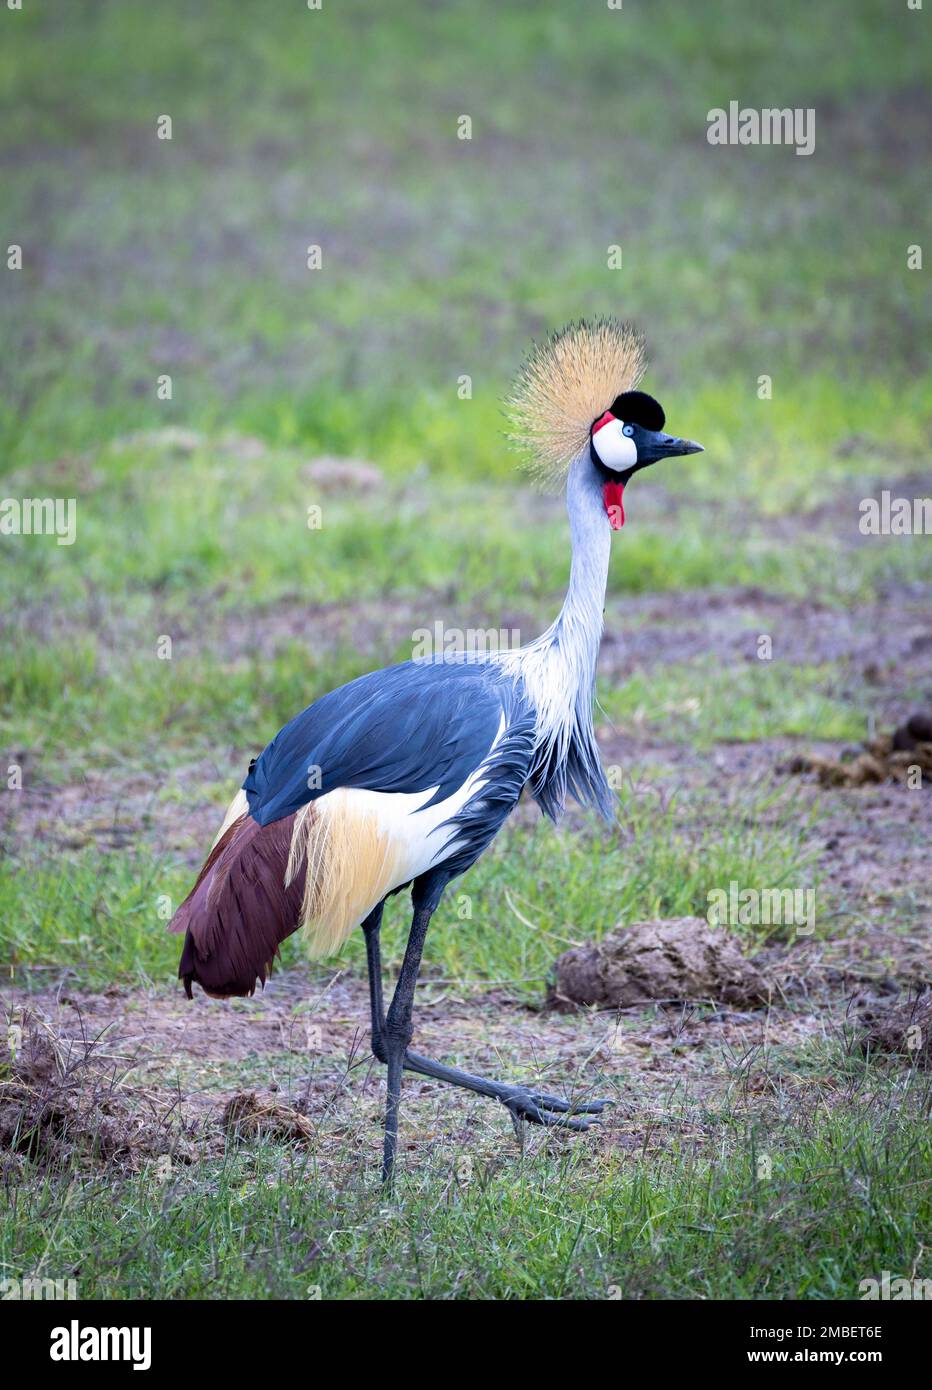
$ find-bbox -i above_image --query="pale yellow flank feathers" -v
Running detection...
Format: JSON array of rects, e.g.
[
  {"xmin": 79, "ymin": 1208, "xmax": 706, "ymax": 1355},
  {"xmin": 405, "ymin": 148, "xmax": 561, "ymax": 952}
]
[
  {"xmin": 286, "ymin": 788, "xmax": 402, "ymax": 959},
  {"xmin": 210, "ymin": 788, "xmax": 248, "ymax": 850}
]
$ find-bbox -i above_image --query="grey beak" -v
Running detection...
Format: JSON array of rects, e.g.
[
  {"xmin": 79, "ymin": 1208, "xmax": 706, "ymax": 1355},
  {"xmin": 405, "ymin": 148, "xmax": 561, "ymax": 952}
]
[
  {"xmin": 637, "ymin": 429, "xmax": 705, "ymax": 465},
  {"xmin": 656, "ymin": 433, "xmax": 703, "ymax": 457}
]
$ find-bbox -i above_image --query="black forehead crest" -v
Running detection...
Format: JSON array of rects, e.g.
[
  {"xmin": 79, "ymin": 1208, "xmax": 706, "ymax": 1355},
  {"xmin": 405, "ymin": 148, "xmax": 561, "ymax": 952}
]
[{"xmin": 610, "ymin": 390, "xmax": 665, "ymax": 431}]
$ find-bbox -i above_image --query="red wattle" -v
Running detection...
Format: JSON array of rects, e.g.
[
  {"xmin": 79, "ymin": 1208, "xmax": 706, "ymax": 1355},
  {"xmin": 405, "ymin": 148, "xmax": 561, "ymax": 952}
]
[{"xmin": 602, "ymin": 480, "xmax": 625, "ymax": 529}]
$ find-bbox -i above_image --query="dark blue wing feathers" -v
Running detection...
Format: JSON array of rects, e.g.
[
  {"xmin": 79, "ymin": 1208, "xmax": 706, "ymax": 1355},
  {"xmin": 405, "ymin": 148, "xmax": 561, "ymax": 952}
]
[
  {"xmin": 243, "ymin": 660, "xmax": 517, "ymax": 828},
  {"xmin": 435, "ymin": 710, "xmax": 537, "ymax": 878}
]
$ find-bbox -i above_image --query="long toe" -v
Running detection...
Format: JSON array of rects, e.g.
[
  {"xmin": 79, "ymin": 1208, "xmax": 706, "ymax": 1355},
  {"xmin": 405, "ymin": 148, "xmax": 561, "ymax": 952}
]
[
  {"xmin": 524, "ymin": 1090, "xmax": 614, "ymax": 1116},
  {"xmin": 504, "ymin": 1089, "xmax": 602, "ymax": 1131},
  {"xmin": 569, "ymin": 1097, "xmax": 614, "ymax": 1114},
  {"xmin": 535, "ymin": 1109, "xmax": 597, "ymax": 1132},
  {"xmin": 524, "ymin": 1091, "xmax": 573, "ymax": 1113}
]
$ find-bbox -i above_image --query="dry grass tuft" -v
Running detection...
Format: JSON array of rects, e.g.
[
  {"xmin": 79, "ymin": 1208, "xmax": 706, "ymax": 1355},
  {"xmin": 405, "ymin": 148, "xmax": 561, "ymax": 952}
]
[
  {"xmin": 221, "ymin": 1091, "xmax": 316, "ymax": 1144},
  {"xmin": 0, "ymin": 1010, "xmax": 193, "ymax": 1171}
]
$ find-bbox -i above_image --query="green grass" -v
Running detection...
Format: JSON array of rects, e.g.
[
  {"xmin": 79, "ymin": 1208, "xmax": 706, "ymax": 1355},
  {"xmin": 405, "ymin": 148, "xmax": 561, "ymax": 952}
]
[
  {"xmin": 0, "ymin": 780, "xmax": 819, "ymax": 993},
  {"xmin": 4, "ymin": 424, "xmax": 931, "ymax": 691},
  {"xmin": 1, "ymin": 0, "xmax": 929, "ymax": 790},
  {"xmin": 600, "ymin": 658, "xmax": 867, "ymax": 748},
  {"xmin": 2, "ymin": 1073, "xmax": 928, "ymax": 1298},
  {"xmin": 368, "ymin": 781, "xmax": 822, "ymax": 995},
  {"xmin": 1, "ymin": 0, "xmax": 930, "ymax": 471},
  {"xmin": 0, "ymin": 625, "xmax": 377, "ymax": 780},
  {"xmin": 0, "ymin": 849, "xmax": 176, "ymax": 989}
]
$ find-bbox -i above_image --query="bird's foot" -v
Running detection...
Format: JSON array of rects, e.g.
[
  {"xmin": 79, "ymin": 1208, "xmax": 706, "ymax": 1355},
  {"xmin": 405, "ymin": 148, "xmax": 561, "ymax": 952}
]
[{"xmin": 499, "ymin": 1086, "xmax": 612, "ymax": 1133}]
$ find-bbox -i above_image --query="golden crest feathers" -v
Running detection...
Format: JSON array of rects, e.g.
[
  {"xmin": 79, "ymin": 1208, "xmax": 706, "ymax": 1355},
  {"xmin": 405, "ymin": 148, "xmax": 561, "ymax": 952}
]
[{"xmin": 504, "ymin": 318, "xmax": 647, "ymax": 489}]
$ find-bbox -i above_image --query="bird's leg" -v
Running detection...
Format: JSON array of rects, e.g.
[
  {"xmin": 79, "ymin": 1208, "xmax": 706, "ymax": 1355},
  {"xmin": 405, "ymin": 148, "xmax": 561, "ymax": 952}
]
[
  {"xmin": 380, "ymin": 870, "xmax": 449, "ymax": 1187},
  {"xmin": 361, "ymin": 902, "xmax": 387, "ymax": 1065},
  {"xmin": 401, "ymin": 1050, "xmax": 611, "ymax": 1128},
  {"xmin": 365, "ymin": 876, "xmax": 609, "ymax": 1182}
]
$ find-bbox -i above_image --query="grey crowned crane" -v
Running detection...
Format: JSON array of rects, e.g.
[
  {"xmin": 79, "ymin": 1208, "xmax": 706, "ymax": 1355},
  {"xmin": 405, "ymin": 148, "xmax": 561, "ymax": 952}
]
[{"xmin": 171, "ymin": 319, "xmax": 703, "ymax": 1182}]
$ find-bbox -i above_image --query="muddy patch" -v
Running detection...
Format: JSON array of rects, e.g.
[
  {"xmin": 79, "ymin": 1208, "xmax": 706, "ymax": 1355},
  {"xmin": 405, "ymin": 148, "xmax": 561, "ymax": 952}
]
[
  {"xmin": 856, "ymin": 989, "xmax": 932, "ymax": 1069},
  {"xmin": 781, "ymin": 713, "xmax": 932, "ymax": 788}
]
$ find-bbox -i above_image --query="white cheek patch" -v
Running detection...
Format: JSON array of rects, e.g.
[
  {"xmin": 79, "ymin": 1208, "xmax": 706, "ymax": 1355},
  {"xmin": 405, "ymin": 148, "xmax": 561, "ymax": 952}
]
[{"xmin": 593, "ymin": 419, "xmax": 637, "ymax": 471}]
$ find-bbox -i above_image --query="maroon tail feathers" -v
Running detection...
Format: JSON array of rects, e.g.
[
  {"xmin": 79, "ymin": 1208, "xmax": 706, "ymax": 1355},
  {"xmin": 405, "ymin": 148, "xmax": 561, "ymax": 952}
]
[{"xmin": 170, "ymin": 811, "xmax": 307, "ymax": 999}]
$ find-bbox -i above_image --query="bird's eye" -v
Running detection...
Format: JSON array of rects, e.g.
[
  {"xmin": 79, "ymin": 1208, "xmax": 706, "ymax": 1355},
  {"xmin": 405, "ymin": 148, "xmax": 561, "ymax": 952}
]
[{"xmin": 622, "ymin": 424, "xmax": 635, "ymax": 437}]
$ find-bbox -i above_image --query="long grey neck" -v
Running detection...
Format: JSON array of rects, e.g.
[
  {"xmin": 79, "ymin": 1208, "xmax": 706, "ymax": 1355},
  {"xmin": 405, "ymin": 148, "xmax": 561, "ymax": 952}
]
[
  {"xmin": 550, "ymin": 450, "xmax": 611, "ymax": 689},
  {"xmin": 498, "ymin": 449, "xmax": 610, "ymax": 766},
  {"xmin": 498, "ymin": 449, "xmax": 613, "ymax": 820}
]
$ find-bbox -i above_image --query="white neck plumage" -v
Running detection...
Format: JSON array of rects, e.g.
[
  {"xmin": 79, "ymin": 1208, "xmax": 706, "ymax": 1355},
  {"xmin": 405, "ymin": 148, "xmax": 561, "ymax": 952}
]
[
  {"xmin": 552, "ymin": 450, "xmax": 611, "ymax": 683},
  {"xmin": 499, "ymin": 450, "xmax": 610, "ymax": 798}
]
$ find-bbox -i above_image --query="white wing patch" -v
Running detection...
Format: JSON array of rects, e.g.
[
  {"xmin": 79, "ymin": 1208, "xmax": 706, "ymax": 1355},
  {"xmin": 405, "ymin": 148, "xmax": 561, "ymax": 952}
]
[{"xmin": 286, "ymin": 716, "xmax": 505, "ymax": 956}]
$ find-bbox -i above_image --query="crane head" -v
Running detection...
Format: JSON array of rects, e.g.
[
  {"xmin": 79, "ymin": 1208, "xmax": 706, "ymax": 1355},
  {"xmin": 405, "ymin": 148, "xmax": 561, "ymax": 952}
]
[{"xmin": 589, "ymin": 390, "xmax": 703, "ymax": 530}]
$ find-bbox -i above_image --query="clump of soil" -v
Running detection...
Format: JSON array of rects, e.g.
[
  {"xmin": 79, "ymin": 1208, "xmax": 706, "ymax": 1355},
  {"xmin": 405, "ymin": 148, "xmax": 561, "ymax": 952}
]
[
  {"xmin": 301, "ymin": 455, "xmax": 383, "ymax": 493},
  {"xmin": 892, "ymin": 711, "xmax": 932, "ymax": 749},
  {"xmin": 113, "ymin": 426, "xmax": 206, "ymax": 455},
  {"xmin": 221, "ymin": 1091, "xmax": 316, "ymax": 1144},
  {"xmin": 0, "ymin": 1011, "xmax": 193, "ymax": 1171},
  {"xmin": 781, "ymin": 712, "xmax": 932, "ymax": 788},
  {"xmin": 547, "ymin": 917, "xmax": 771, "ymax": 1013},
  {"xmin": 857, "ymin": 990, "xmax": 932, "ymax": 1069}
]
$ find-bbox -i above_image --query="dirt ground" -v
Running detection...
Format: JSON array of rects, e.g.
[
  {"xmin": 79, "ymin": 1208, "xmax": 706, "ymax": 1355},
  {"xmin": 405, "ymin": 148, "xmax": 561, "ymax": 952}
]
[{"xmin": 0, "ymin": 957, "xmax": 886, "ymax": 1174}]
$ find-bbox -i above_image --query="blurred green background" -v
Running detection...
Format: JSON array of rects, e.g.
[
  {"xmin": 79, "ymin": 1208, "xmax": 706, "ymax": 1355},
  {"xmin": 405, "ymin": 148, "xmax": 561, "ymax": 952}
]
[{"xmin": 2, "ymin": 0, "xmax": 928, "ymax": 468}]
